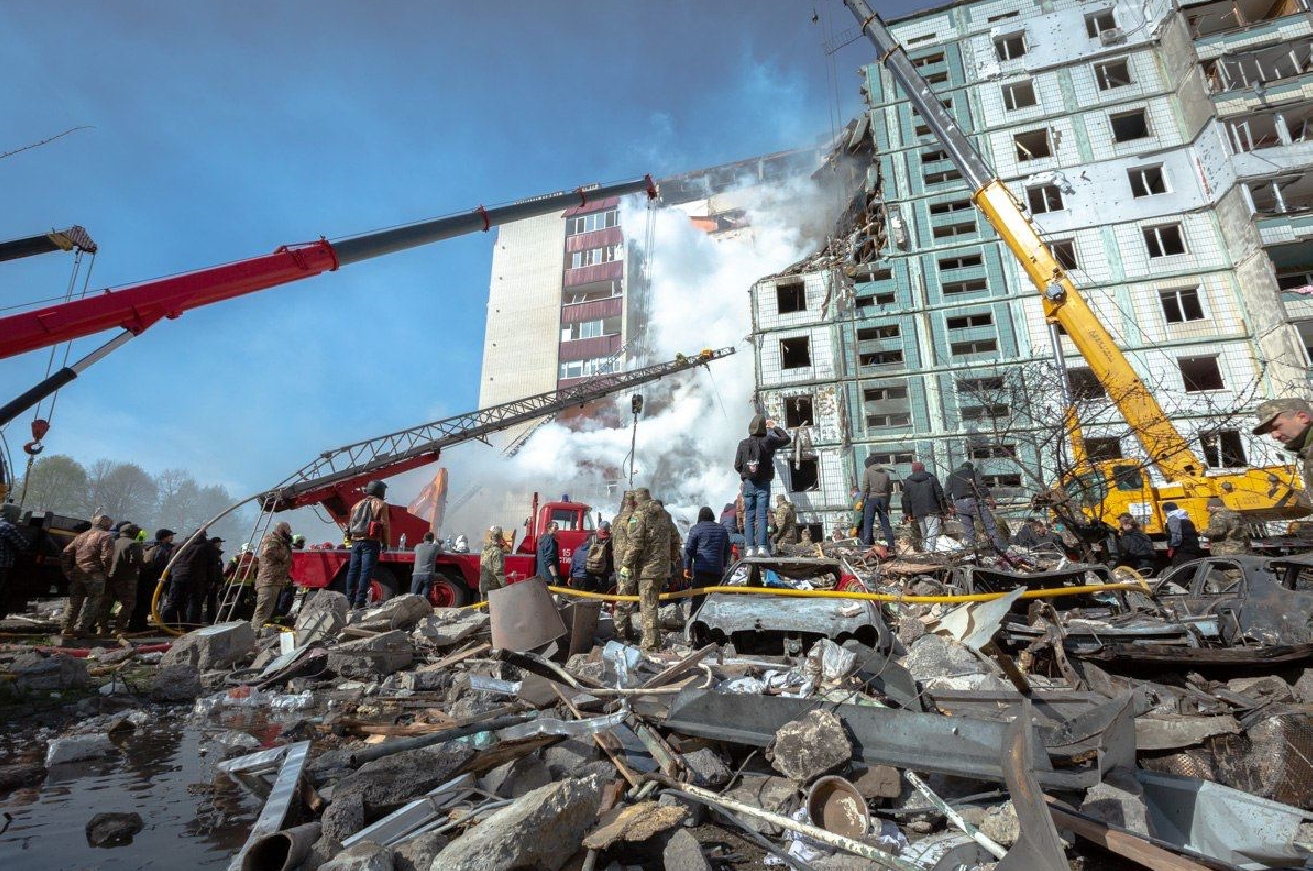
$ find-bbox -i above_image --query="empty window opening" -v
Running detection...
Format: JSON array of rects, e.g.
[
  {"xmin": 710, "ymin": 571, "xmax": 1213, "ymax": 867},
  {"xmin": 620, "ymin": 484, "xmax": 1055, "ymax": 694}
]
[
  {"xmin": 1179, "ymin": 356, "xmax": 1225, "ymax": 392},
  {"xmin": 962, "ymin": 403, "xmax": 1010, "ymax": 421},
  {"xmin": 870, "ymin": 268, "xmax": 894, "ymax": 281},
  {"xmin": 929, "ymin": 199, "xmax": 973, "ymax": 215},
  {"xmin": 1160, "ymin": 287, "xmax": 1206, "ymax": 323},
  {"xmin": 1002, "ymin": 80, "xmax": 1038, "ymax": 111},
  {"xmin": 867, "ymin": 412, "xmax": 913, "ymax": 427},
  {"xmin": 1129, "ymin": 165, "xmax": 1167, "ymax": 196},
  {"xmin": 776, "ymin": 281, "xmax": 806, "ymax": 314},
  {"xmin": 784, "ymin": 396, "xmax": 814, "ymax": 429},
  {"xmin": 939, "ymin": 254, "xmax": 984, "ymax": 271},
  {"xmin": 857, "ymin": 292, "xmax": 898, "ymax": 308},
  {"xmin": 925, "ymin": 70, "xmax": 950, "ymax": 84},
  {"xmin": 1027, "ymin": 184, "xmax": 1065, "ymax": 214},
  {"xmin": 1110, "ymin": 109, "xmax": 1151, "ymax": 142},
  {"xmin": 861, "ymin": 350, "xmax": 905, "ymax": 367},
  {"xmin": 943, "ymin": 278, "xmax": 988, "ymax": 295},
  {"xmin": 789, "ymin": 457, "xmax": 820, "ymax": 492},
  {"xmin": 1201, "ymin": 430, "xmax": 1247, "ymax": 468},
  {"xmin": 1085, "ymin": 10, "xmax": 1117, "ymax": 37},
  {"xmin": 951, "ymin": 338, "xmax": 999, "ymax": 356},
  {"xmin": 924, "ymin": 168, "xmax": 964, "ymax": 185},
  {"xmin": 933, "ymin": 221, "xmax": 977, "ymax": 240},
  {"xmin": 1095, "ymin": 59, "xmax": 1133, "ymax": 90},
  {"xmin": 907, "ymin": 32, "xmax": 937, "ymax": 45},
  {"xmin": 1067, "ymin": 367, "xmax": 1107, "ymax": 401},
  {"xmin": 910, "ymin": 51, "xmax": 946, "ymax": 68},
  {"xmin": 1144, "ymin": 224, "xmax": 1187, "ymax": 257},
  {"xmin": 869, "ymin": 450, "xmax": 915, "ymax": 464},
  {"xmin": 864, "ymin": 385, "xmax": 910, "ymax": 402},
  {"xmin": 958, "ymin": 376, "xmax": 1006, "ymax": 394},
  {"xmin": 1051, "ymin": 239, "xmax": 1079, "ymax": 270},
  {"xmin": 564, "ymin": 279, "xmax": 622, "ymax": 304},
  {"xmin": 858, "ymin": 324, "xmax": 901, "ymax": 340},
  {"xmin": 988, "ymin": 10, "xmax": 1020, "ymax": 22},
  {"xmin": 780, "ymin": 337, "xmax": 812, "ymax": 369},
  {"xmin": 1228, "ymin": 112, "xmax": 1284, "ymax": 152},
  {"xmin": 946, "ymin": 312, "xmax": 994, "ymax": 329},
  {"xmin": 969, "ymin": 443, "xmax": 1017, "ymax": 459},
  {"xmin": 982, "ymin": 473, "xmax": 1022, "ymax": 489},
  {"xmin": 995, "ymin": 33, "xmax": 1027, "ymax": 61},
  {"xmin": 922, "ymin": 147, "xmax": 950, "ymax": 163},
  {"xmin": 1014, "ymin": 129, "xmax": 1053, "ymax": 161}
]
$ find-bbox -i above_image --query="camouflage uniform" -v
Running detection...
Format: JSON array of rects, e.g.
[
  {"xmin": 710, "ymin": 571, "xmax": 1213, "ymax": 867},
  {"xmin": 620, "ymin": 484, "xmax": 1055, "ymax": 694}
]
[
  {"xmin": 662, "ymin": 502, "xmax": 681, "ymax": 583},
  {"xmin": 771, "ymin": 497, "xmax": 798, "ymax": 549},
  {"xmin": 612, "ymin": 490, "xmax": 641, "ymax": 642},
  {"xmin": 479, "ymin": 534, "xmax": 507, "ymax": 595},
  {"xmin": 610, "ymin": 491, "xmax": 636, "ymax": 572},
  {"xmin": 97, "ymin": 525, "xmax": 144, "ymax": 635},
  {"xmin": 1206, "ymin": 507, "xmax": 1252, "ymax": 556},
  {"xmin": 61, "ymin": 515, "xmax": 114, "ymax": 636},
  {"xmin": 623, "ymin": 489, "xmax": 671, "ymax": 651},
  {"xmin": 251, "ymin": 522, "xmax": 294, "ymax": 630}
]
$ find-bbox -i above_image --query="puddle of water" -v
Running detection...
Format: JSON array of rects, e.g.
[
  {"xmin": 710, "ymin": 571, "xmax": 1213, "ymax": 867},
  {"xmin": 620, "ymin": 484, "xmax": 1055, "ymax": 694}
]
[{"xmin": 1, "ymin": 716, "xmax": 268, "ymax": 871}]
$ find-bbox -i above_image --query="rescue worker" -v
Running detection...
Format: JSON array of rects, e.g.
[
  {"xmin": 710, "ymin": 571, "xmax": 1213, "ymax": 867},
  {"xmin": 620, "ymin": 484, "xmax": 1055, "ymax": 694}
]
[
  {"xmin": 0, "ymin": 503, "xmax": 30, "ymax": 620},
  {"xmin": 60, "ymin": 513, "xmax": 115, "ymax": 638},
  {"xmin": 1115, "ymin": 513, "xmax": 1156, "ymax": 573},
  {"xmin": 771, "ymin": 494, "xmax": 799, "ymax": 551},
  {"xmin": 947, "ymin": 462, "xmax": 1005, "ymax": 551},
  {"xmin": 98, "ymin": 522, "xmax": 144, "ymax": 636},
  {"xmin": 900, "ymin": 461, "xmax": 947, "ymax": 553},
  {"xmin": 165, "ymin": 531, "xmax": 219, "ymax": 626},
  {"xmin": 129, "ymin": 529, "xmax": 174, "ymax": 632},
  {"xmin": 411, "ymin": 531, "xmax": 439, "ymax": 598},
  {"xmin": 1205, "ymin": 497, "xmax": 1251, "ymax": 555},
  {"xmin": 611, "ymin": 490, "xmax": 637, "ymax": 574},
  {"xmin": 535, "ymin": 521, "xmax": 561, "ymax": 583},
  {"xmin": 479, "ymin": 525, "xmax": 507, "ymax": 599},
  {"xmin": 1162, "ymin": 502, "xmax": 1204, "ymax": 566},
  {"xmin": 251, "ymin": 521, "xmax": 294, "ymax": 630},
  {"xmin": 860, "ymin": 456, "xmax": 897, "ymax": 548},
  {"xmin": 733, "ymin": 415, "xmax": 791, "ymax": 556},
  {"xmin": 622, "ymin": 488, "xmax": 671, "ymax": 651},
  {"xmin": 344, "ymin": 480, "xmax": 392, "ymax": 609},
  {"xmin": 205, "ymin": 536, "xmax": 226, "ymax": 624},
  {"xmin": 1252, "ymin": 397, "xmax": 1313, "ymax": 507},
  {"xmin": 571, "ymin": 522, "xmax": 613, "ymax": 592},
  {"xmin": 684, "ymin": 506, "xmax": 731, "ymax": 589},
  {"xmin": 656, "ymin": 500, "xmax": 681, "ymax": 587}
]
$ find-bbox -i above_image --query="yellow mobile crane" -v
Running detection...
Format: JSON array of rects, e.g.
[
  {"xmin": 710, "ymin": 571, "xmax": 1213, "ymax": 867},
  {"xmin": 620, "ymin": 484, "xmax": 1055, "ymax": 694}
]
[{"xmin": 842, "ymin": 0, "xmax": 1307, "ymax": 535}]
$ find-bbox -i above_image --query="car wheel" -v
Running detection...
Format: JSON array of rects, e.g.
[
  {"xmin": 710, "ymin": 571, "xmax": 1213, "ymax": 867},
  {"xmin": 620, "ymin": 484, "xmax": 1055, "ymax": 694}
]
[{"xmin": 430, "ymin": 570, "xmax": 472, "ymax": 607}]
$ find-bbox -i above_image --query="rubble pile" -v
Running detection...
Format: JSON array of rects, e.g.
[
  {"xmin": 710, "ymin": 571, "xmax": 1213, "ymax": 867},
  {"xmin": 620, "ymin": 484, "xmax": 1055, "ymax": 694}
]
[{"xmin": 7, "ymin": 552, "xmax": 1313, "ymax": 870}]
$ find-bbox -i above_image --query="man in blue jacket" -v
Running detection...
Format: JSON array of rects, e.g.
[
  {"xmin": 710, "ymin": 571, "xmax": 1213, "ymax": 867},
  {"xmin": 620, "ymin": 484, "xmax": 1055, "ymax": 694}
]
[
  {"xmin": 683, "ymin": 507, "xmax": 731, "ymax": 588},
  {"xmin": 535, "ymin": 522, "xmax": 560, "ymax": 584}
]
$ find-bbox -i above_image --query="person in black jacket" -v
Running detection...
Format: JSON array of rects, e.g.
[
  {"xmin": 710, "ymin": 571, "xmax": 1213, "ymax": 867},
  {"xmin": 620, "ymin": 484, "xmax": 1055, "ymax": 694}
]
[
  {"xmin": 1115, "ymin": 513, "xmax": 1156, "ymax": 573},
  {"xmin": 684, "ymin": 507, "xmax": 731, "ymax": 588},
  {"xmin": 946, "ymin": 462, "xmax": 1005, "ymax": 551},
  {"xmin": 164, "ymin": 531, "xmax": 219, "ymax": 626},
  {"xmin": 535, "ymin": 522, "xmax": 561, "ymax": 582},
  {"xmin": 733, "ymin": 414, "xmax": 790, "ymax": 556},
  {"xmin": 129, "ymin": 529, "xmax": 174, "ymax": 631},
  {"xmin": 900, "ymin": 462, "xmax": 947, "ymax": 552}
]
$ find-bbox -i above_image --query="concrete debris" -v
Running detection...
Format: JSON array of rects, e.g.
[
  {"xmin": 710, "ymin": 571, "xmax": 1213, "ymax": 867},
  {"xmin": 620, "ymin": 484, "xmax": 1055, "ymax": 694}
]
[
  {"xmin": 317, "ymin": 840, "xmax": 394, "ymax": 871},
  {"xmin": 161, "ymin": 621, "xmax": 256, "ymax": 671},
  {"xmin": 349, "ymin": 594, "xmax": 432, "ymax": 633},
  {"xmin": 326, "ymin": 630, "xmax": 415, "ymax": 678},
  {"xmin": 85, "ymin": 811, "xmax": 144, "ymax": 846},
  {"xmin": 1079, "ymin": 768, "xmax": 1154, "ymax": 838},
  {"xmin": 331, "ymin": 741, "xmax": 473, "ymax": 815},
  {"xmin": 0, "ymin": 762, "xmax": 45, "ymax": 791},
  {"xmin": 767, "ymin": 709, "xmax": 854, "ymax": 783},
  {"xmin": 582, "ymin": 799, "xmax": 688, "ymax": 849},
  {"xmin": 662, "ymin": 828, "xmax": 712, "ymax": 871},
  {"xmin": 46, "ymin": 733, "xmax": 117, "ymax": 766},
  {"xmin": 412, "ymin": 608, "xmax": 490, "ymax": 646},
  {"xmin": 151, "ymin": 664, "xmax": 203, "ymax": 701},
  {"xmin": 12, "ymin": 651, "xmax": 90, "ymax": 691},
  {"xmin": 391, "ymin": 830, "xmax": 448, "ymax": 871},
  {"xmin": 977, "ymin": 801, "xmax": 1019, "ymax": 847},
  {"xmin": 296, "ymin": 590, "xmax": 350, "ymax": 647},
  {"xmin": 682, "ymin": 747, "xmax": 732, "ymax": 789},
  {"xmin": 318, "ymin": 792, "xmax": 364, "ymax": 844}
]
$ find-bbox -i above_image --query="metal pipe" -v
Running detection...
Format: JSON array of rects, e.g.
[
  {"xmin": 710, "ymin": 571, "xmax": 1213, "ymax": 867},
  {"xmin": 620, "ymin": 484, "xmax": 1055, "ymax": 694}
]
[{"xmin": 340, "ymin": 714, "xmax": 535, "ymax": 770}]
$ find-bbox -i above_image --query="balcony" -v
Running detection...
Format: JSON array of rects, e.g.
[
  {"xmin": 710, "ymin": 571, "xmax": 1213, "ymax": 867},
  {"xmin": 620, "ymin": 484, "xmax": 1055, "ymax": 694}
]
[
  {"xmin": 558, "ymin": 333, "xmax": 621, "ymax": 362},
  {"xmin": 1191, "ymin": 4, "xmax": 1312, "ymax": 60},
  {"xmin": 561, "ymin": 295, "xmax": 623, "ymax": 324},
  {"xmin": 1205, "ymin": 40, "xmax": 1313, "ymax": 94},
  {"xmin": 563, "ymin": 259, "xmax": 623, "ymax": 287}
]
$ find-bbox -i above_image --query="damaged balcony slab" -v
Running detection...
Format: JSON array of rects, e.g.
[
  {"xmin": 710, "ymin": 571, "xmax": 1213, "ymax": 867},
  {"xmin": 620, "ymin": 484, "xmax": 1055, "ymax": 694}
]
[
  {"xmin": 659, "ymin": 686, "xmax": 1125, "ymax": 788},
  {"xmin": 688, "ymin": 592, "xmax": 889, "ymax": 655}
]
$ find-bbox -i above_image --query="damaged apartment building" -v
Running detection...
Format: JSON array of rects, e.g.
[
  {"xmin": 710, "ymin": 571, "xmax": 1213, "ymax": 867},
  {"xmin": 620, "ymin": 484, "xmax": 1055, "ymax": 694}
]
[{"xmin": 753, "ymin": 0, "xmax": 1313, "ymax": 536}]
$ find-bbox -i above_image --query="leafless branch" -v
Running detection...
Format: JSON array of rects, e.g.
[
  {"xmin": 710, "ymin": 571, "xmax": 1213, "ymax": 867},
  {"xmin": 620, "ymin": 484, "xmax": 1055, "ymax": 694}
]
[{"xmin": 0, "ymin": 126, "xmax": 93, "ymax": 161}]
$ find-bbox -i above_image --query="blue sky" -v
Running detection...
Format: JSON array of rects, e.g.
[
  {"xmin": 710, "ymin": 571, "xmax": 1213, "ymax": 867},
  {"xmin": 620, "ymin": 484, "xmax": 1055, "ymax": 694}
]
[{"xmin": 0, "ymin": 0, "xmax": 910, "ymax": 500}]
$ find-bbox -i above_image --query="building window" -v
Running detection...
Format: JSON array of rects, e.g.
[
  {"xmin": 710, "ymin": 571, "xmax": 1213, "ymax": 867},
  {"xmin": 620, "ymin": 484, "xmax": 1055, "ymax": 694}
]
[
  {"xmin": 962, "ymin": 403, "xmax": 1010, "ymax": 421},
  {"xmin": 1014, "ymin": 129, "xmax": 1052, "ymax": 161},
  {"xmin": 867, "ymin": 412, "xmax": 913, "ymax": 427},
  {"xmin": 1067, "ymin": 367, "xmax": 1107, "ymax": 401},
  {"xmin": 789, "ymin": 457, "xmax": 820, "ymax": 492},
  {"xmin": 910, "ymin": 51, "xmax": 946, "ymax": 68},
  {"xmin": 564, "ymin": 279, "xmax": 622, "ymax": 305},
  {"xmin": 858, "ymin": 324, "xmax": 901, "ymax": 340},
  {"xmin": 568, "ymin": 209, "xmax": 618, "ymax": 236},
  {"xmin": 969, "ymin": 443, "xmax": 1016, "ymax": 459},
  {"xmin": 988, "ymin": 10, "xmax": 1020, "ymax": 22},
  {"xmin": 930, "ymin": 198, "xmax": 973, "ymax": 215},
  {"xmin": 784, "ymin": 395, "xmax": 814, "ymax": 428},
  {"xmin": 946, "ymin": 312, "xmax": 993, "ymax": 329},
  {"xmin": 1001, "ymin": 81, "xmax": 1037, "ymax": 111},
  {"xmin": 1160, "ymin": 287, "xmax": 1206, "ymax": 323},
  {"xmin": 857, "ymin": 291, "xmax": 898, "ymax": 307},
  {"xmin": 951, "ymin": 338, "xmax": 999, "ymax": 356},
  {"xmin": 907, "ymin": 32, "xmax": 937, "ymax": 45},
  {"xmin": 943, "ymin": 278, "xmax": 988, "ymax": 295},
  {"xmin": 558, "ymin": 357, "xmax": 607, "ymax": 379},
  {"xmin": 957, "ymin": 376, "xmax": 1005, "ymax": 393},
  {"xmin": 995, "ymin": 32, "xmax": 1027, "ymax": 61},
  {"xmin": 1051, "ymin": 239, "xmax": 1079, "ymax": 270},
  {"xmin": 922, "ymin": 147, "xmax": 950, "ymax": 162},
  {"xmin": 569, "ymin": 244, "xmax": 620, "ymax": 269},
  {"xmin": 864, "ymin": 384, "xmax": 910, "ymax": 402},
  {"xmin": 776, "ymin": 280, "xmax": 806, "ymax": 314},
  {"xmin": 1027, "ymin": 184, "xmax": 1065, "ymax": 214},
  {"xmin": 924, "ymin": 168, "xmax": 964, "ymax": 185},
  {"xmin": 861, "ymin": 350, "xmax": 904, "ymax": 367},
  {"xmin": 1085, "ymin": 10, "xmax": 1117, "ymax": 37},
  {"xmin": 869, "ymin": 450, "xmax": 915, "ymax": 464},
  {"xmin": 1143, "ymin": 224, "xmax": 1187, "ymax": 257},
  {"xmin": 780, "ymin": 337, "xmax": 812, "ymax": 369},
  {"xmin": 1201, "ymin": 430, "xmax": 1247, "ymax": 468},
  {"xmin": 932, "ymin": 221, "xmax": 977, "ymax": 239},
  {"xmin": 561, "ymin": 316, "xmax": 620, "ymax": 342},
  {"xmin": 1110, "ymin": 109, "xmax": 1151, "ymax": 142},
  {"xmin": 1179, "ymin": 356, "xmax": 1225, "ymax": 392},
  {"xmin": 1095, "ymin": 59, "xmax": 1133, "ymax": 90},
  {"xmin": 982, "ymin": 473, "xmax": 1022, "ymax": 489},
  {"xmin": 1129, "ymin": 166, "xmax": 1167, "ymax": 197},
  {"xmin": 938, "ymin": 254, "xmax": 983, "ymax": 271}
]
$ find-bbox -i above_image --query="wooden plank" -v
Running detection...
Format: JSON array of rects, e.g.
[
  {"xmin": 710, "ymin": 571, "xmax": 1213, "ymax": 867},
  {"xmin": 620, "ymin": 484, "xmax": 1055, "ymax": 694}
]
[
  {"xmin": 429, "ymin": 642, "xmax": 491, "ymax": 671},
  {"xmin": 1048, "ymin": 801, "xmax": 1217, "ymax": 871}
]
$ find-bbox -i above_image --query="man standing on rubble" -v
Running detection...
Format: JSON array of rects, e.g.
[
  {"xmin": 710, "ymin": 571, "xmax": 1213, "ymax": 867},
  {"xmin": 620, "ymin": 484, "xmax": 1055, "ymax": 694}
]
[
  {"xmin": 535, "ymin": 521, "xmax": 561, "ymax": 584},
  {"xmin": 479, "ymin": 526, "xmax": 507, "ymax": 599},
  {"xmin": 900, "ymin": 462, "xmax": 947, "ymax": 552},
  {"xmin": 860, "ymin": 456, "xmax": 897, "ymax": 548},
  {"xmin": 60, "ymin": 513, "xmax": 115, "ymax": 638},
  {"xmin": 1162, "ymin": 501, "xmax": 1204, "ymax": 566},
  {"xmin": 344, "ymin": 480, "xmax": 392, "ymax": 610},
  {"xmin": 98, "ymin": 522, "xmax": 144, "ymax": 636},
  {"xmin": 251, "ymin": 521, "xmax": 294, "ymax": 630},
  {"xmin": 947, "ymin": 462, "xmax": 1005, "ymax": 552},
  {"xmin": 1253, "ymin": 397, "xmax": 1313, "ymax": 508},
  {"xmin": 622, "ymin": 488, "xmax": 671, "ymax": 650},
  {"xmin": 771, "ymin": 494, "xmax": 799, "ymax": 551},
  {"xmin": 411, "ymin": 532, "xmax": 440, "ymax": 599},
  {"xmin": 1205, "ymin": 497, "xmax": 1251, "ymax": 555},
  {"xmin": 734, "ymin": 414, "xmax": 790, "ymax": 556},
  {"xmin": 685, "ymin": 506, "xmax": 731, "ymax": 588},
  {"xmin": 0, "ymin": 503, "xmax": 30, "ymax": 619},
  {"xmin": 612, "ymin": 490, "xmax": 636, "ymax": 578}
]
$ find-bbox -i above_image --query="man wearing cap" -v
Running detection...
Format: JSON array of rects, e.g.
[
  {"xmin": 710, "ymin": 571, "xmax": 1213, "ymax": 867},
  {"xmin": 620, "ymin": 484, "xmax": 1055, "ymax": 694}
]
[
  {"xmin": 1253, "ymin": 398, "xmax": 1313, "ymax": 509},
  {"xmin": 1205, "ymin": 497, "xmax": 1251, "ymax": 555},
  {"xmin": 479, "ymin": 526, "xmax": 507, "ymax": 600},
  {"xmin": 622, "ymin": 488, "xmax": 671, "ymax": 651}
]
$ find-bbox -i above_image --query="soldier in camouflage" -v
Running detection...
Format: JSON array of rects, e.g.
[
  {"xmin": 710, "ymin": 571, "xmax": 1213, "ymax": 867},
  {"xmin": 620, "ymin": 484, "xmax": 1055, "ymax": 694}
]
[
  {"xmin": 1205, "ymin": 497, "xmax": 1251, "ymax": 555},
  {"xmin": 612, "ymin": 489, "xmax": 641, "ymax": 642},
  {"xmin": 771, "ymin": 494, "xmax": 798, "ymax": 551},
  {"xmin": 251, "ymin": 521, "xmax": 295, "ymax": 630},
  {"xmin": 61, "ymin": 514, "xmax": 115, "ymax": 638},
  {"xmin": 1253, "ymin": 398, "xmax": 1313, "ymax": 510},
  {"xmin": 657, "ymin": 499, "xmax": 681, "ymax": 586},
  {"xmin": 624, "ymin": 488, "xmax": 672, "ymax": 651}
]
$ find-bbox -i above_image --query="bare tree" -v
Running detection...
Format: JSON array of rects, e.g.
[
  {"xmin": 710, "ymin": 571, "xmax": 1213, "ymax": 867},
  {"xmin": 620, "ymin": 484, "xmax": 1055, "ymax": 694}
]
[{"xmin": 86, "ymin": 459, "xmax": 159, "ymax": 523}]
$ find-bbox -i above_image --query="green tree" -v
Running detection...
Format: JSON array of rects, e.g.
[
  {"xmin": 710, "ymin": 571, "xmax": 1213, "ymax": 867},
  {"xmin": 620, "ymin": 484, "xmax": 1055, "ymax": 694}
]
[{"xmin": 17, "ymin": 454, "xmax": 90, "ymax": 516}]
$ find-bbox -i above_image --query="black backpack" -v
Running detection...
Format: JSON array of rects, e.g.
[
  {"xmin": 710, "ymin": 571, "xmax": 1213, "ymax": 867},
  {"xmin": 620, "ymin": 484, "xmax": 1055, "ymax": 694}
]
[
  {"xmin": 348, "ymin": 499, "xmax": 376, "ymax": 538},
  {"xmin": 742, "ymin": 437, "xmax": 762, "ymax": 478}
]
